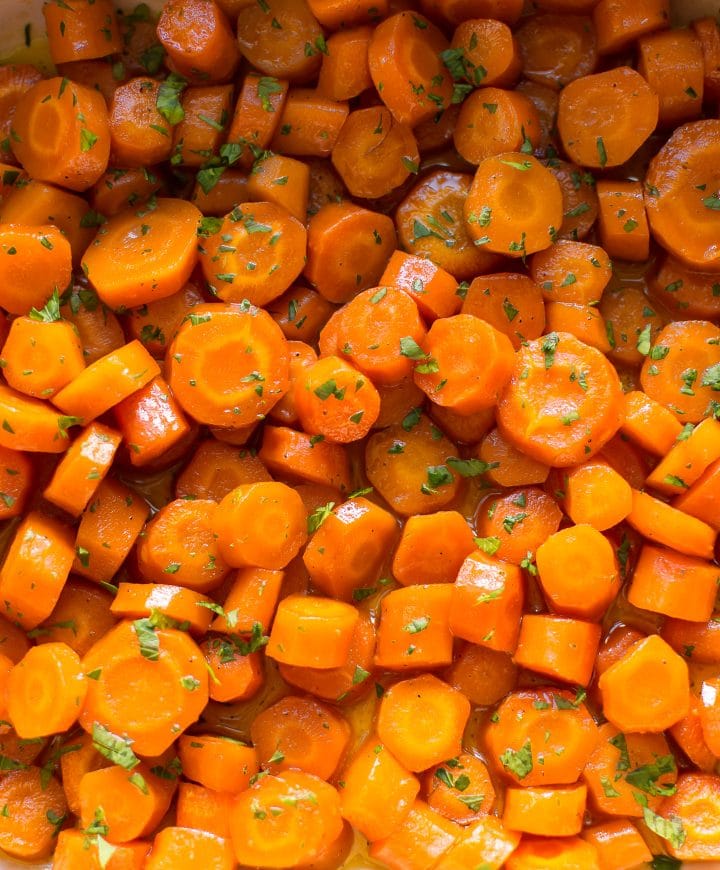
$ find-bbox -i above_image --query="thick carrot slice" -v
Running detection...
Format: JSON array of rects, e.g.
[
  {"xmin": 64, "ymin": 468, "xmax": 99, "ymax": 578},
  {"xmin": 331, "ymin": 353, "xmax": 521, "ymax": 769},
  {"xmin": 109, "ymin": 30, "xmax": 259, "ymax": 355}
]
[
  {"xmin": 558, "ymin": 67, "xmax": 658, "ymax": 169},
  {"xmin": 226, "ymin": 72, "xmax": 288, "ymax": 168},
  {"xmin": 649, "ymin": 253, "xmax": 720, "ymax": 320},
  {"xmin": 503, "ymin": 784, "xmax": 587, "ymax": 837},
  {"xmin": 368, "ymin": 800, "xmax": 461, "ymax": 869},
  {"xmin": 73, "ymin": 478, "xmax": 149, "ymax": 583},
  {"xmin": 446, "ymin": 643, "xmax": 517, "ymax": 708},
  {"xmin": 464, "ymin": 153, "xmax": 563, "ymax": 257},
  {"xmin": 596, "ymin": 180, "xmax": 651, "ymax": 262},
  {"xmin": 267, "ymin": 594, "xmax": 359, "ymax": 669},
  {"xmin": 8, "ymin": 642, "xmax": 87, "ymax": 739},
  {"xmin": 449, "ymin": 18, "xmax": 521, "ymax": 89},
  {"xmin": 548, "ymin": 159, "xmax": 599, "ymax": 241},
  {"xmin": 304, "ymin": 201, "xmax": 396, "ymax": 304},
  {"xmin": 43, "ymin": 422, "xmax": 121, "ymax": 517},
  {"xmin": 368, "ymin": 12, "xmax": 452, "ymax": 126},
  {"xmin": 593, "ymin": 0, "xmax": 669, "ymax": 55},
  {"xmin": 454, "ymin": 88, "xmax": 540, "ymax": 166},
  {"xmin": 331, "ymin": 106, "xmax": 419, "ymax": 200},
  {"xmin": 0, "ymin": 65, "xmax": 42, "ymax": 168},
  {"xmin": 514, "ymin": 614, "xmax": 601, "ymax": 686},
  {"xmin": 627, "ymin": 488, "xmax": 716, "ymax": 560},
  {"xmin": 178, "ymin": 733, "xmax": 258, "ymax": 793},
  {"xmin": 657, "ymin": 773, "xmax": 720, "ymax": 861},
  {"xmin": 392, "ymin": 510, "xmax": 475, "ymax": 587},
  {"xmin": 52, "ymin": 340, "xmax": 160, "ymax": 423},
  {"xmin": 496, "ymin": 331, "xmax": 624, "ymax": 466},
  {"xmin": 109, "ymin": 78, "xmax": 173, "ymax": 168},
  {"xmin": 339, "ymin": 737, "xmax": 419, "ymax": 842},
  {"xmin": 380, "ymin": 250, "xmax": 460, "ymax": 322},
  {"xmin": 202, "ymin": 640, "xmax": 263, "ymax": 704},
  {"xmin": 485, "ymin": 687, "xmax": 599, "ymax": 788},
  {"xmin": 627, "ymin": 544, "xmax": 718, "ymax": 623},
  {"xmin": 378, "ymin": 674, "xmax": 470, "ymax": 772},
  {"xmin": 60, "ymin": 285, "xmax": 125, "ymax": 365},
  {"xmin": 598, "ymin": 634, "xmax": 689, "ymax": 733},
  {"xmin": 375, "ymin": 584, "xmax": 454, "ymax": 671},
  {"xmin": 278, "ymin": 614, "xmax": 376, "ymax": 704},
  {"xmin": 230, "ymin": 770, "xmax": 343, "ymax": 868},
  {"xmin": 0, "ymin": 511, "xmax": 74, "ymax": 630},
  {"xmin": 216, "ymin": 481, "xmax": 307, "ymax": 570},
  {"xmin": 562, "ymin": 459, "xmax": 633, "ymax": 530},
  {"xmin": 176, "ymin": 782, "xmax": 233, "ymax": 841},
  {"xmin": 449, "ymin": 551, "xmax": 524, "ymax": 653},
  {"xmin": 110, "ymin": 583, "xmax": 213, "ymax": 635},
  {"xmin": 434, "ymin": 815, "xmax": 520, "ymax": 870},
  {"xmin": 146, "ymin": 827, "xmax": 234, "ymax": 870},
  {"xmin": 11, "ymin": 76, "xmax": 110, "ymax": 192},
  {"xmin": 157, "ymin": 0, "xmax": 239, "ymax": 82},
  {"xmin": 303, "ymin": 496, "xmax": 397, "ymax": 600},
  {"xmin": 425, "ymin": 752, "xmax": 496, "ymax": 823},
  {"xmin": 83, "ymin": 198, "xmax": 201, "ymax": 309},
  {"xmin": 45, "ymin": 0, "xmax": 121, "ymax": 64},
  {"xmin": 80, "ymin": 619, "xmax": 208, "ymax": 756},
  {"xmin": 79, "ymin": 763, "xmax": 176, "ymax": 844},
  {"xmin": 505, "ymin": 836, "xmax": 599, "ymax": 869},
  {"xmin": 269, "ymin": 88, "xmax": 349, "ymax": 157},
  {"xmin": 167, "ymin": 302, "xmax": 290, "ymax": 429},
  {"xmin": 0, "ymin": 224, "xmax": 71, "ymax": 315},
  {"xmin": 258, "ymin": 425, "xmax": 351, "ymax": 492},
  {"xmin": 646, "ymin": 416, "xmax": 720, "ymax": 495},
  {"xmin": 267, "ymin": 285, "xmax": 335, "ymax": 345},
  {"xmin": 317, "ymin": 26, "xmax": 373, "ymax": 101},
  {"xmin": 250, "ymin": 695, "xmax": 350, "ymax": 780},
  {"xmin": 475, "ymin": 486, "xmax": 562, "ymax": 566},
  {"xmin": 0, "ymin": 445, "xmax": 31, "ymax": 521},
  {"xmin": 516, "ymin": 13, "xmax": 597, "ymax": 90},
  {"xmin": 53, "ymin": 830, "xmax": 149, "ymax": 869},
  {"xmin": 644, "ymin": 120, "xmax": 720, "ymax": 270},
  {"xmin": 638, "ymin": 29, "xmax": 704, "ymax": 125},
  {"xmin": 461, "ymin": 272, "xmax": 546, "ymax": 350},
  {"xmin": 0, "ymin": 767, "xmax": 67, "ymax": 860},
  {"xmin": 235, "ymin": 0, "xmax": 324, "ymax": 82},
  {"xmin": 199, "ymin": 202, "xmax": 306, "ymax": 307}
]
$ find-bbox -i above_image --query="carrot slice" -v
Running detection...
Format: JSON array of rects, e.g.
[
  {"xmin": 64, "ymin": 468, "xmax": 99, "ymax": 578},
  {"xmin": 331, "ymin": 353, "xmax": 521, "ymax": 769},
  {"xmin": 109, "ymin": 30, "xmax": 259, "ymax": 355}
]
[
  {"xmin": 11, "ymin": 76, "xmax": 110, "ymax": 192},
  {"xmin": 368, "ymin": 799, "xmax": 461, "ymax": 869},
  {"xmin": 178, "ymin": 734, "xmax": 258, "ymax": 794},
  {"xmin": 516, "ymin": 13, "xmax": 597, "ymax": 90},
  {"xmin": 645, "ymin": 120, "xmax": 720, "ymax": 270},
  {"xmin": 167, "ymin": 302, "xmax": 290, "ymax": 428},
  {"xmin": 110, "ymin": 582, "xmax": 214, "ymax": 635},
  {"xmin": 627, "ymin": 488, "xmax": 716, "ymax": 560},
  {"xmin": 425, "ymin": 752, "xmax": 496, "ymax": 823},
  {"xmin": 0, "ymin": 225, "xmax": 72, "ymax": 315},
  {"xmin": 454, "ymin": 88, "xmax": 540, "ymax": 166},
  {"xmin": 146, "ymin": 827, "xmax": 234, "ymax": 870},
  {"xmin": 496, "ymin": 331, "xmax": 624, "ymax": 466},
  {"xmin": 0, "ymin": 767, "xmax": 67, "ymax": 860},
  {"xmin": 557, "ymin": 67, "xmax": 658, "ymax": 169},
  {"xmin": 461, "ymin": 272, "xmax": 546, "ymax": 350},
  {"xmin": 267, "ymin": 594, "xmax": 359, "ymax": 669},
  {"xmin": 392, "ymin": 510, "xmax": 475, "ymax": 587},
  {"xmin": 503, "ymin": 784, "xmax": 587, "ymax": 837},
  {"xmin": 375, "ymin": 584, "xmax": 454, "ymax": 671},
  {"xmin": 657, "ymin": 772, "xmax": 720, "ymax": 861},
  {"xmin": 434, "ymin": 815, "xmax": 520, "ymax": 870},
  {"xmin": 157, "ymin": 0, "xmax": 239, "ymax": 82},
  {"xmin": 464, "ymin": 153, "xmax": 563, "ymax": 257},
  {"xmin": 80, "ymin": 620, "xmax": 208, "ymax": 756}
]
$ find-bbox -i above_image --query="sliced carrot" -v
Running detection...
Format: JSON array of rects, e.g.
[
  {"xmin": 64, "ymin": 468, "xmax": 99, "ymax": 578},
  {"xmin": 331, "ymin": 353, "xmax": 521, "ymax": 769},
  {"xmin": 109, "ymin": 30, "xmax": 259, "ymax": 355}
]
[
  {"xmin": 392, "ymin": 510, "xmax": 474, "ymax": 587},
  {"xmin": 638, "ymin": 28, "xmax": 703, "ymax": 125},
  {"xmin": 464, "ymin": 153, "xmax": 563, "ymax": 257},
  {"xmin": 657, "ymin": 772, "xmax": 720, "ymax": 861},
  {"xmin": 108, "ymin": 78, "xmax": 173, "ymax": 168},
  {"xmin": 601, "ymin": 282, "xmax": 667, "ymax": 368},
  {"xmin": 167, "ymin": 301, "xmax": 290, "ymax": 429},
  {"xmin": 593, "ymin": 0, "xmax": 670, "ymax": 55},
  {"xmin": 514, "ymin": 615, "xmax": 601, "ymax": 686},
  {"xmin": 339, "ymin": 737, "xmax": 419, "ymax": 842},
  {"xmin": 202, "ymin": 639, "xmax": 264, "ymax": 704},
  {"xmin": 199, "ymin": 202, "xmax": 306, "ymax": 307},
  {"xmin": 171, "ymin": 85, "xmax": 233, "ymax": 168},
  {"xmin": 60, "ymin": 285, "xmax": 125, "ymax": 365},
  {"xmin": 375, "ymin": 584, "xmax": 454, "ymax": 671},
  {"xmin": 497, "ymin": 331, "xmax": 624, "ymax": 466},
  {"xmin": 8, "ymin": 642, "xmax": 87, "ymax": 739},
  {"xmin": 146, "ymin": 827, "xmax": 234, "ymax": 870},
  {"xmin": 446, "ymin": 643, "xmax": 517, "ymax": 708},
  {"xmin": 548, "ymin": 159, "xmax": 599, "ymax": 241},
  {"xmin": 157, "ymin": 0, "xmax": 239, "ymax": 82},
  {"xmin": 461, "ymin": 272, "xmax": 546, "ymax": 350},
  {"xmin": 11, "ymin": 76, "xmax": 110, "ymax": 192},
  {"xmin": 582, "ymin": 819, "xmax": 653, "ymax": 868},
  {"xmin": 598, "ymin": 634, "xmax": 689, "ymax": 733},
  {"xmin": 596, "ymin": 180, "xmax": 651, "ymax": 262},
  {"xmin": 0, "ymin": 767, "xmax": 67, "ymax": 860},
  {"xmin": 529, "ymin": 240, "xmax": 611, "ymax": 306},
  {"xmin": 53, "ymin": 829, "xmax": 149, "ymax": 869},
  {"xmin": 45, "ymin": 0, "xmax": 121, "ymax": 63},
  {"xmin": 176, "ymin": 782, "xmax": 233, "ymax": 841},
  {"xmin": 649, "ymin": 253, "xmax": 720, "ymax": 321},
  {"xmin": 398, "ymin": 169, "xmax": 500, "ymax": 280},
  {"xmin": 317, "ymin": 26, "xmax": 373, "ymax": 101},
  {"xmin": 454, "ymin": 88, "xmax": 539, "ymax": 166},
  {"xmin": 646, "ymin": 416, "xmax": 720, "ymax": 495},
  {"xmin": 628, "ymin": 544, "xmax": 718, "ymax": 623},
  {"xmin": 558, "ymin": 67, "xmax": 658, "ymax": 169},
  {"xmin": 267, "ymin": 285, "xmax": 335, "ymax": 345},
  {"xmin": 0, "ymin": 64, "xmax": 42, "ymax": 168},
  {"xmin": 380, "ymin": 249, "xmax": 461, "ymax": 322},
  {"xmin": 627, "ymin": 488, "xmax": 715, "ymax": 561},
  {"xmin": 266, "ymin": 594, "xmax": 359, "ymax": 669},
  {"xmin": 674, "ymin": 457, "xmax": 720, "ymax": 530},
  {"xmin": 369, "ymin": 799, "xmax": 461, "ymax": 869},
  {"xmin": 434, "ymin": 815, "xmax": 520, "ymax": 870},
  {"xmin": 34, "ymin": 578, "xmax": 115, "ymax": 657},
  {"xmin": 503, "ymin": 784, "xmax": 587, "ymax": 837},
  {"xmin": 562, "ymin": 459, "xmax": 633, "ymax": 531},
  {"xmin": 425, "ymin": 752, "xmax": 496, "ymax": 823},
  {"xmin": 79, "ymin": 763, "xmax": 176, "ymax": 844},
  {"xmin": 368, "ymin": 11, "xmax": 452, "ymax": 126},
  {"xmin": 516, "ymin": 13, "xmax": 597, "ymax": 91},
  {"xmin": 246, "ymin": 154, "xmax": 309, "ymax": 223},
  {"xmin": 90, "ymin": 166, "xmax": 162, "ymax": 217},
  {"xmin": 110, "ymin": 583, "xmax": 213, "ymax": 635},
  {"xmin": 449, "ymin": 17, "xmax": 521, "ymax": 88},
  {"xmin": 80, "ymin": 619, "xmax": 208, "ymax": 756},
  {"xmin": 73, "ymin": 478, "xmax": 149, "ymax": 583},
  {"xmin": 644, "ymin": 120, "xmax": 720, "ymax": 271},
  {"xmin": 377, "ymin": 674, "xmax": 470, "ymax": 772},
  {"xmin": 304, "ymin": 202, "xmax": 397, "ymax": 304},
  {"xmin": 0, "ymin": 224, "xmax": 71, "ymax": 315},
  {"xmin": 0, "ymin": 445, "xmax": 31, "ymax": 521},
  {"xmin": 331, "ymin": 106, "xmax": 419, "ymax": 200},
  {"xmin": 178, "ymin": 734, "xmax": 258, "ymax": 794},
  {"xmin": 250, "ymin": 695, "xmax": 350, "ymax": 780},
  {"xmin": 259, "ymin": 425, "xmax": 351, "ymax": 493},
  {"xmin": 269, "ymin": 88, "xmax": 349, "ymax": 157},
  {"xmin": 505, "ymin": 836, "xmax": 600, "ymax": 869},
  {"xmin": 0, "ymin": 511, "xmax": 74, "ymax": 630},
  {"xmin": 211, "ymin": 567, "xmax": 283, "ymax": 635},
  {"xmin": 229, "ymin": 770, "xmax": 343, "ymax": 868}
]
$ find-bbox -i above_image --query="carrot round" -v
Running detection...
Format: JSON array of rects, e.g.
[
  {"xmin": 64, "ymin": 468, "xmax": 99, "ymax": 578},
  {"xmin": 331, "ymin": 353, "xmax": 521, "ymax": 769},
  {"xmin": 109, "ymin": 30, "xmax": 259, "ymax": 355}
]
[
  {"xmin": 637, "ymin": 28, "xmax": 704, "ymax": 126},
  {"xmin": 477, "ymin": 427, "xmax": 550, "ymax": 488},
  {"xmin": 178, "ymin": 733, "xmax": 258, "ymax": 794},
  {"xmin": 167, "ymin": 302, "xmax": 290, "ymax": 429},
  {"xmin": 657, "ymin": 772, "xmax": 720, "ymax": 862},
  {"xmin": 80, "ymin": 619, "xmax": 208, "ymax": 756},
  {"xmin": 496, "ymin": 331, "xmax": 624, "ymax": 466},
  {"xmin": 563, "ymin": 459, "xmax": 633, "ymax": 530},
  {"xmin": 454, "ymin": 88, "xmax": 540, "ymax": 166},
  {"xmin": 446, "ymin": 643, "xmax": 518, "ymax": 708},
  {"xmin": 331, "ymin": 106, "xmax": 419, "ymax": 199},
  {"xmin": 598, "ymin": 634, "xmax": 689, "ymax": 733},
  {"xmin": 503, "ymin": 784, "xmax": 586, "ymax": 837},
  {"xmin": 425, "ymin": 752, "xmax": 496, "ymax": 824},
  {"xmin": 449, "ymin": 17, "xmax": 521, "ymax": 88},
  {"xmin": 266, "ymin": 594, "xmax": 359, "ymax": 669},
  {"xmin": 627, "ymin": 488, "xmax": 716, "ymax": 561},
  {"xmin": 375, "ymin": 583, "xmax": 454, "ymax": 671},
  {"xmin": 516, "ymin": 13, "xmax": 597, "ymax": 90},
  {"xmin": 461, "ymin": 272, "xmax": 546, "ymax": 350},
  {"xmin": 82, "ymin": 198, "xmax": 201, "ymax": 309},
  {"xmin": 475, "ymin": 486, "xmax": 562, "ymax": 566},
  {"xmin": 157, "ymin": 0, "xmax": 239, "ymax": 82},
  {"xmin": 558, "ymin": 67, "xmax": 658, "ymax": 169},
  {"xmin": 464, "ymin": 153, "xmax": 563, "ymax": 257},
  {"xmin": 146, "ymin": 827, "xmax": 234, "ymax": 870},
  {"xmin": 11, "ymin": 76, "xmax": 110, "ymax": 192},
  {"xmin": 229, "ymin": 770, "xmax": 343, "ymax": 868},
  {"xmin": 0, "ymin": 225, "xmax": 72, "ymax": 315},
  {"xmin": 0, "ymin": 767, "xmax": 67, "ymax": 860},
  {"xmin": 215, "ymin": 481, "xmax": 307, "ymax": 570},
  {"xmin": 250, "ymin": 695, "xmax": 350, "ymax": 780},
  {"xmin": 258, "ymin": 424, "xmax": 351, "ymax": 492},
  {"xmin": 392, "ymin": 510, "xmax": 475, "ymax": 587},
  {"xmin": 368, "ymin": 799, "xmax": 461, "ymax": 870},
  {"xmin": 514, "ymin": 614, "xmax": 601, "ymax": 687},
  {"xmin": 645, "ymin": 119, "xmax": 720, "ymax": 270},
  {"xmin": 8, "ymin": 642, "xmax": 87, "ymax": 739},
  {"xmin": 377, "ymin": 674, "xmax": 470, "ymax": 772}
]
